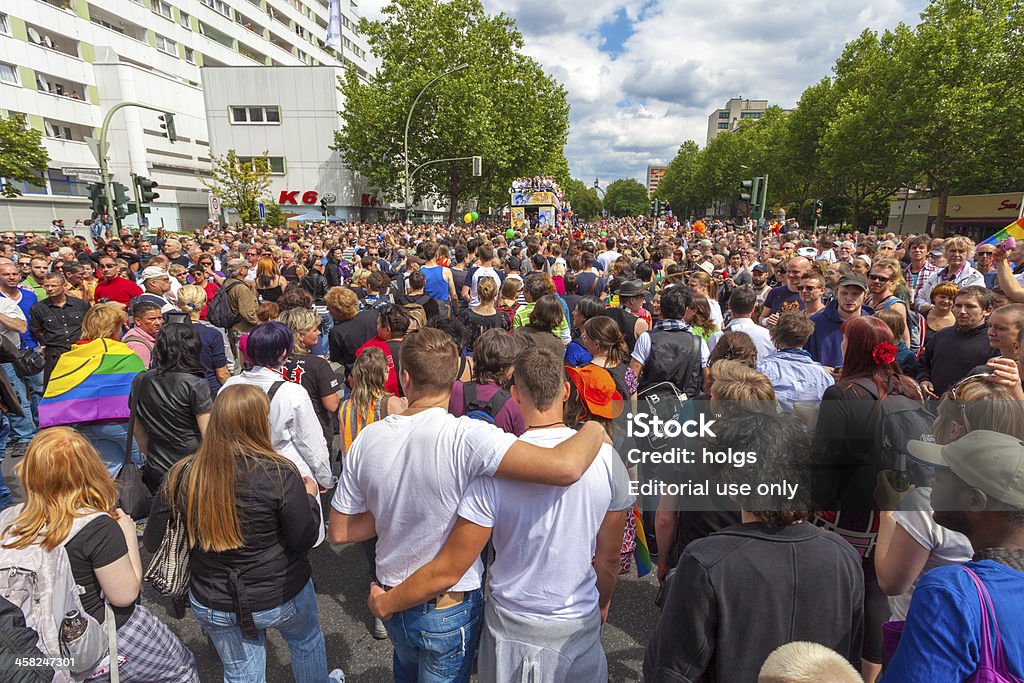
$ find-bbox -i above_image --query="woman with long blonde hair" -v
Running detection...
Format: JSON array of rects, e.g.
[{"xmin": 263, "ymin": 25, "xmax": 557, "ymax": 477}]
[
  {"xmin": 255, "ymin": 256, "xmax": 287, "ymax": 303},
  {"xmin": 144, "ymin": 384, "xmax": 342, "ymax": 682},
  {"xmin": 3, "ymin": 428, "xmax": 198, "ymax": 682}
]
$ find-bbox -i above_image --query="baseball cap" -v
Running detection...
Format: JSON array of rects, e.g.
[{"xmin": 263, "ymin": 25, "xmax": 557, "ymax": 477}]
[
  {"xmin": 696, "ymin": 262, "xmax": 715, "ymax": 276},
  {"xmin": 137, "ymin": 266, "xmax": 169, "ymax": 285},
  {"xmin": 565, "ymin": 366, "xmax": 623, "ymax": 420},
  {"xmin": 797, "ymin": 247, "xmax": 818, "ymax": 259},
  {"xmin": 836, "ymin": 273, "xmax": 868, "ymax": 291},
  {"xmin": 930, "ymin": 247, "xmax": 944, "ymax": 257},
  {"xmin": 908, "ymin": 430, "xmax": 1024, "ymax": 508},
  {"xmin": 752, "ymin": 264, "xmax": 767, "ymax": 273}
]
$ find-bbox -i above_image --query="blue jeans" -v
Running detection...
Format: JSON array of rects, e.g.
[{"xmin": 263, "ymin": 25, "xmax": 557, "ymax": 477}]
[
  {"xmin": 190, "ymin": 579, "xmax": 330, "ymax": 683},
  {"xmin": 312, "ymin": 310, "xmax": 332, "ymax": 356},
  {"xmin": 0, "ymin": 413, "xmax": 11, "ymax": 509},
  {"xmin": 77, "ymin": 421, "xmax": 142, "ymax": 477},
  {"xmin": 384, "ymin": 587, "xmax": 483, "ymax": 683},
  {"xmin": 2, "ymin": 364, "xmax": 36, "ymax": 442}
]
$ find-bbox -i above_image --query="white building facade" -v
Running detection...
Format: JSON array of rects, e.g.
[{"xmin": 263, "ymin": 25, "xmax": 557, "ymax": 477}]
[{"xmin": 0, "ymin": 0, "xmax": 370, "ymax": 231}]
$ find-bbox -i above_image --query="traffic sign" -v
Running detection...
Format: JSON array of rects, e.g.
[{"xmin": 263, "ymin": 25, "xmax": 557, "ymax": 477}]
[
  {"xmin": 258, "ymin": 202, "xmax": 266, "ymax": 220},
  {"xmin": 61, "ymin": 167, "xmax": 102, "ymax": 182},
  {"xmin": 209, "ymin": 195, "xmax": 220, "ymax": 215}
]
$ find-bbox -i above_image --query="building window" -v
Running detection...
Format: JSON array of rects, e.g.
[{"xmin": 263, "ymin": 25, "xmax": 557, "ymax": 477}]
[
  {"xmin": 201, "ymin": 0, "xmax": 231, "ymax": 18},
  {"xmin": 154, "ymin": 0, "xmax": 173, "ymax": 19},
  {"xmin": 718, "ymin": 111, "xmax": 728, "ymax": 119},
  {"xmin": 179, "ymin": 11, "xmax": 191, "ymax": 29},
  {"xmin": 0, "ymin": 62, "xmax": 18, "ymax": 85},
  {"xmin": 11, "ymin": 171, "xmax": 48, "ymax": 195},
  {"xmin": 740, "ymin": 111, "xmax": 763, "ymax": 120},
  {"xmin": 184, "ymin": 46, "xmax": 195, "ymax": 63},
  {"xmin": 238, "ymin": 156, "xmax": 286, "ymax": 174},
  {"xmin": 230, "ymin": 105, "xmax": 282, "ymax": 124},
  {"xmin": 154, "ymin": 34, "xmax": 177, "ymax": 55},
  {"xmin": 0, "ymin": 13, "xmax": 9, "ymax": 36},
  {"xmin": 717, "ymin": 122, "xmax": 728, "ymax": 129},
  {"xmin": 47, "ymin": 169, "xmax": 89, "ymax": 197}
]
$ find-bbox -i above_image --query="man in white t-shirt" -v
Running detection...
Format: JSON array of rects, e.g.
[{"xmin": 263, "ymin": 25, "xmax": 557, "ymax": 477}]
[
  {"xmin": 596, "ymin": 237, "xmax": 622, "ymax": 274},
  {"xmin": 329, "ymin": 329, "xmax": 606, "ymax": 682},
  {"xmin": 367, "ymin": 346, "xmax": 631, "ymax": 682},
  {"xmin": 463, "ymin": 243, "xmax": 503, "ymax": 307}
]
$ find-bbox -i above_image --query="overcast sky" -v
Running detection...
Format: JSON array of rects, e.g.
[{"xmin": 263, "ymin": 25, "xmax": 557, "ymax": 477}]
[{"xmin": 358, "ymin": 0, "xmax": 928, "ymax": 188}]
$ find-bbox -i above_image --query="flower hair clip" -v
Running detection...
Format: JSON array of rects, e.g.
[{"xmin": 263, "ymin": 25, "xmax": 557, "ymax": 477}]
[{"xmin": 872, "ymin": 342, "xmax": 898, "ymax": 366}]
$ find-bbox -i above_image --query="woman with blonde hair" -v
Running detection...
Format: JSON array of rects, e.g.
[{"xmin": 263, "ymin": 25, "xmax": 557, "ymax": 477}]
[
  {"xmin": 255, "ymin": 256, "xmax": 287, "ymax": 303},
  {"xmin": 3, "ymin": 428, "xmax": 198, "ymax": 682},
  {"xmin": 458, "ymin": 275, "xmax": 510, "ymax": 354},
  {"xmin": 177, "ymin": 284, "xmax": 231, "ymax": 397},
  {"xmin": 279, "ymin": 307, "xmax": 341, "ymax": 445},
  {"xmin": 144, "ymin": 385, "xmax": 341, "ymax": 682}
]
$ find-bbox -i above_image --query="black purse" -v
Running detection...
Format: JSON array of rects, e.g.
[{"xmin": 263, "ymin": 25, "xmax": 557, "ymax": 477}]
[
  {"xmin": 116, "ymin": 395, "xmax": 152, "ymax": 520},
  {"xmin": 12, "ymin": 347, "xmax": 45, "ymax": 379}
]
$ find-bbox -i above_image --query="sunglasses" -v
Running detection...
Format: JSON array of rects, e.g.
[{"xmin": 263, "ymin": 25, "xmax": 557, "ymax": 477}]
[
  {"xmin": 948, "ymin": 373, "xmax": 993, "ymax": 401},
  {"xmin": 867, "ymin": 274, "xmax": 892, "ymax": 282}
]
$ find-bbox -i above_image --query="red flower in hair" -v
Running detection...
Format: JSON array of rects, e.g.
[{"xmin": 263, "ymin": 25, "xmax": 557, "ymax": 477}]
[{"xmin": 872, "ymin": 342, "xmax": 898, "ymax": 366}]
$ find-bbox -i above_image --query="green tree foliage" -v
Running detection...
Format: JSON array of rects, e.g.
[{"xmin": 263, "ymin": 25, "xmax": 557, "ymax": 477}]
[
  {"xmin": 563, "ymin": 178, "xmax": 602, "ymax": 220},
  {"xmin": 333, "ymin": 0, "xmax": 570, "ymax": 222},
  {"xmin": 659, "ymin": 0, "xmax": 1023, "ymax": 232},
  {"xmin": 603, "ymin": 179, "xmax": 649, "ymax": 217},
  {"xmin": 0, "ymin": 117, "xmax": 49, "ymax": 198},
  {"xmin": 264, "ymin": 201, "xmax": 285, "ymax": 228},
  {"xmin": 201, "ymin": 150, "xmax": 272, "ymax": 225}
]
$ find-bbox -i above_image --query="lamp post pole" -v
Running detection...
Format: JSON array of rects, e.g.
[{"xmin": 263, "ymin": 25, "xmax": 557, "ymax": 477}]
[{"xmin": 403, "ymin": 63, "xmax": 468, "ymax": 224}]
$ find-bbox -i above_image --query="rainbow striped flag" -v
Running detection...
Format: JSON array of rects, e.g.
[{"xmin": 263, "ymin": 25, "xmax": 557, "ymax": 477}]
[
  {"xmin": 633, "ymin": 504, "xmax": 654, "ymax": 578},
  {"xmin": 38, "ymin": 339, "xmax": 145, "ymax": 428},
  {"xmin": 980, "ymin": 216, "xmax": 1024, "ymax": 247}
]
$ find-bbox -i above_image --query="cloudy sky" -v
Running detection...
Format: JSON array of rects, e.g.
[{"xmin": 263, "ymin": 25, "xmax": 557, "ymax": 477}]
[{"xmin": 359, "ymin": 0, "xmax": 928, "ymax": 188}]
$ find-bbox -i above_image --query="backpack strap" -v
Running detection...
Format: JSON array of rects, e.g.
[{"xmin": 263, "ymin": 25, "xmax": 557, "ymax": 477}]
[
  {"xmin": 267, "ymin": 380, "xmax": 286, "ymax": 403},
  {"xmin": 463, "ymin": 382, "xmax": 483, "ymax": 411}
]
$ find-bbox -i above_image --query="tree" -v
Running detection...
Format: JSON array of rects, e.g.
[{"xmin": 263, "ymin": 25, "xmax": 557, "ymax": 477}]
[
  {"xmin": 563, "ymin": 178, "xmax": 602, "ymax": 220},
  {"xmin": 0, "ymin": 117, "xmax": 49, "ymax": 198},
  {"xmin": 333, "ymin": 0, "xmax": 570, "ymax": 223},
  {"xmin": 655, "ymin": 141, "xmax": 701, "ymax": 218},
  {"xmin": 201, "ymin": 150, "xmax": 272, "ymax": 225},
  {"xmin": 264, "ymin": 201, "xmax": 285, "ymax": 228},
  {"xmin": 603, "ymin": 179, "xmax": 649, "ymax": 217}
]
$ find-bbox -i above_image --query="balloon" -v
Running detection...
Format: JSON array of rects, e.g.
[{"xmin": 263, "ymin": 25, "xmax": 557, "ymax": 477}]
[
  {"xmin": 505, "ymin": 228, "xmax": 514, "ymax": 239},
  {"xmin": 471, "ymin": 212, "xmax": 479, "ymax": 220},
  {"xmin": 464, "ymin": 213, "xmax": 473, "ymax": 223}
]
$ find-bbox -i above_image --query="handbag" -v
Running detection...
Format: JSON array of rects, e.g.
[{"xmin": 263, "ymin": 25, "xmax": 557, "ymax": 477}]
[
  {"xmin": 144, "ymin": 464, "xmax": 192, "ymax": 599},
  {"xmin": 963, "ymin": 566, "xmax": 1024, "ymax": 683},
  {"xmin": 115, "ymin": 395, "xmax": 152, "ymax": 520},
  {"xmin": 12, "ymin": 347, "xmax": 45, "ymax": 379}
]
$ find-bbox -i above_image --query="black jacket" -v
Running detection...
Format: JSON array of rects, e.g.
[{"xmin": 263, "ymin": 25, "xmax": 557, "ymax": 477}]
[
  {"xmin": 917, "ymin": 322, "xmax": 997, "ymax": 395},
  {"xmin": 643, "ymin": 522, "xmax": 864, "ymax": 683},
  {"xmin": 0, "ymin": 596, "xmax": 53, "ymax": 682}
]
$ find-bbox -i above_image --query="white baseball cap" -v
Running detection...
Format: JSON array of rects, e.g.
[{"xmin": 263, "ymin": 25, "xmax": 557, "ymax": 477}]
[
  {"xmin": 137, "ymin": 266, "xmax": 169, "ymax": 285},
  {"xmin": 908, "ymin": 430, "xmax": 1024, "ymax": 508}
]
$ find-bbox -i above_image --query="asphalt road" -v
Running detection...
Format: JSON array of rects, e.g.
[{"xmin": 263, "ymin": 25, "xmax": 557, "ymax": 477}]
[{"xmin": 2, "ymin": 455, "xmax": 659, "ymax": 682}]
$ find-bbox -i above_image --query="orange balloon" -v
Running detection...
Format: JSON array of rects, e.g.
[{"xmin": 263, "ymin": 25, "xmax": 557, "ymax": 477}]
[{"xmin": 694, "ymin": 220, "xmax": 706, "ymax": 234}]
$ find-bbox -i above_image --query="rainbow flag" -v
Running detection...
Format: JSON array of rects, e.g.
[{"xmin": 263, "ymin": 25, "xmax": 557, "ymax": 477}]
[
  {"xmin": 38, "ymin": 339, "xmax": 145, "ymax": 428},
  {"xmin": 633, "ymin": 504, "xmax": 654, "ymax": 578},
  {"xmin": 980, "ymin": 216, "xmax": 1024, "ymax": 247}
]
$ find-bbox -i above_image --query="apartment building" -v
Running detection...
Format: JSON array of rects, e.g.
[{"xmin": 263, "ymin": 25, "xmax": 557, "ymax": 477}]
[{"xmin": 0, "ymin": 0, "xmax": 371, "ymax": 231}]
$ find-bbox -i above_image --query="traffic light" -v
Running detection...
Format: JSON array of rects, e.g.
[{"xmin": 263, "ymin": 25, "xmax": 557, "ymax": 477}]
[
  {"xmin": 471, "ymin": 155, "xmax": 482, "ymax": 177},
  {"xmin": 88, "ymin": 183, "xmax": 107, "ymax": 216},
  {"xmin": 649, "ymin": 199, "xmax": 657, "ymax": 217},
  {"xmin": 158, "ymin": 113, "xmax": 177, "ymax": 142},
  {"xmin": 112, "ymin": 182, "xmax": 131, "ymax": 220},
  {"xmin": 320, "ymin": 196, "xmax": 329, "ymax": 214},
  {"xmin": 740, "ymin": 177, "xmax": 764, "ymax": 214},
  {"xmin": 814, "ymin": 199, "xmax": 823, "ymax": 218},
  {"xmin": 135, "ymin": 176, "xmax": 159, "ymax": 205}
]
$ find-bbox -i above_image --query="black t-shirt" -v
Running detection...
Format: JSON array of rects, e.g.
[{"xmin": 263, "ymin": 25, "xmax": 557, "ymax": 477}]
[
  {"xmin": 167, "ymin": 254, "xmax": 190, "ymax": 268},
  {"xmin": 329, "ymin": 309, "xmax": 379, "ymax": 373},
  {"xmin": 281, "ymin": 265, "xmax": 299, "ymax": 283},
  {"xmin": 131, "ymin": 370, "xmax": 213, "ymax": 487},
  {"xmin": 764, "ymin": 284, "xmax": 804, "ymax": 315},
  {"xmin": 66, "ymin": 515, "xmax": 135, "ymax": 629},
  {"xmin": 281, "ymin": 354, "xmax": 340, "ymax": 444}
]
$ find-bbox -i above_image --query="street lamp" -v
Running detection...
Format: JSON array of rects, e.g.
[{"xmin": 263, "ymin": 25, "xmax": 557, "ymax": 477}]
[{"xmin": 404, "ymin": 63, "xmax": 469, "ymax": 223}]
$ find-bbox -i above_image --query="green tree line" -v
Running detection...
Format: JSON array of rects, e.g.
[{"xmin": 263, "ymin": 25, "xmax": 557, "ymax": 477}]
[{"xmin": 655, "ymin": 0, "xmax": 1024, "ymax": 232}]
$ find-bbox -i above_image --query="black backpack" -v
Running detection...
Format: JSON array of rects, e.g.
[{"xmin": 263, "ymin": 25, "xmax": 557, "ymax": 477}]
[
  {"xmin": 852, "ymin": 378, "xmax": 936, "ymax": 485},
  {"xmin": 206, "ymin": 280, "xmax": 244, "ymax": 330},
  {"xmin": 463, "ymin": 382, "xmax": 511, "ymax": 425}
]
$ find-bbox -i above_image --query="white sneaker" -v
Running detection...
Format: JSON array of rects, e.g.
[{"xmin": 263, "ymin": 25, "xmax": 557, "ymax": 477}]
[{"xmin": 329, "ymin": 669, "xmax": 346, "ymax": 683}]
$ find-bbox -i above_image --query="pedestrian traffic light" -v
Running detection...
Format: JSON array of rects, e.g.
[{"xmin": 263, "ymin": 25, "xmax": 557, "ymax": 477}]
[
  {"xmin": 88, "ymin": 182, "xmax": 107, "ymax": 215},
  {"xmin": 112, "ymin": 182, "xmax": 131, "ymax": 220},
  {"xmin": 158, "ymin": 113, "xmax": 177, "ymax": 142},
  {"xmin": 814, "ymin": 199, "xmax": 823, "ymax": 218},
  {"xmin": 471, "ymin": 155, "xmax": 482, "ymax": 177},
  {"xmin": 135, "ymin": 176, "xmax": 159, "ymax": 205}
]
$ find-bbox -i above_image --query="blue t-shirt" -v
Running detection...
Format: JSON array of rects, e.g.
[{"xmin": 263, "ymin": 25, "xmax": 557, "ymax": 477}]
[
  {"xmin": 1, "ymin": 288, "xmax": 38, "ymax": 349},
  {"xmin": 882, "ymin": 560, "xmax": 1024, "ymax": 682}
]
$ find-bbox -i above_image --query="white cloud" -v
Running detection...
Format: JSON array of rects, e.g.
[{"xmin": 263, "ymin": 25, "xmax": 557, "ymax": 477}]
[{"xmin": 356, "ymin": 0, "xmax": 927, "ymax": 185}]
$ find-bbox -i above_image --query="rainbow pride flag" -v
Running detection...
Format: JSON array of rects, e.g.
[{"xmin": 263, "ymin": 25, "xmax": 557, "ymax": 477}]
[
  {"xmin": 980, "ymin": 216, "xmax": 1024, "ymax": 247},
  {"xmin": 633, "ymin": 504, "xmax": 653, "ymax": 578},
  {"xmin": 38, "ymin": 339, "xmax": 145, "ymax": 428}
]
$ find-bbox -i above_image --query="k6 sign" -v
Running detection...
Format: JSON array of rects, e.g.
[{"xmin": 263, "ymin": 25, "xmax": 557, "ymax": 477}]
[{"xmin": 279, "ymin": 190, "xmax": 321, "ymax": 205}]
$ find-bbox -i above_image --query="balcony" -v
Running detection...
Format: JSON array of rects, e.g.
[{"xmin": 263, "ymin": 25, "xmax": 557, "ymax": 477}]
[
  {"xmin": 88, "ymin": 4, "xmax": 148, "ymax": 43},
  {"xmin": 43, "ymin": 117, "xmax": 93, "ymax": 143},
  {"xmin": 268, "ymin": 30, "xmax": 294, "ymax": 55},
  {"xmin": 24, "ymin": 23, "xmax": 80, "ymax": 59},
  {"xmin": 235, "ymin": 11, "xmax": 267, "ymax": 36},
  {"xmin": 237, "ymin": 42, "xmax": 268, "ymax": 64},
  {"xmin": 199, "ymin": 21, "xmax": 234, "ymax": 50},
  {"xmin": 34, "ymin": 71, "xmax": 88, "ymax": 102}
]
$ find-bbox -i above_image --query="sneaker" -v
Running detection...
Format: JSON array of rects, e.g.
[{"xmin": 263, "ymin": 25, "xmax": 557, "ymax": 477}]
[
  {"xmin": 329, "ymin": 669, "xmax": 346, "ymax": 682},
  {"xmin": 372, "ymin": 617, "xmax": 388, "ymax": 640},
  {"xmin": 6, "ymin": 442, "xmax": 27, "ymax": 458}
]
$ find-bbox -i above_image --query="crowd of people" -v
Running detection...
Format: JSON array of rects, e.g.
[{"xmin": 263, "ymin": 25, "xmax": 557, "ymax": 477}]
[{"xmin": 0, "ymin": 215, "xmax": 1022, "ymax": 682}]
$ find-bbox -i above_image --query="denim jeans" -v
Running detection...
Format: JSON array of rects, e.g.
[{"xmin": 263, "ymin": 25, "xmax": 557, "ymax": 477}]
[
  {"xmin": 77, "ymin": 421, "xmax": 142, "ymax": 477},
  {"xmin": 312, "ymin": 310, "xmax": 332, "ymax": 356},
  {"xmin": 0, "ymin": 413, "xmax": 11, "ymax": 509},
  {"xmin": 190, "ymin": 579, "xmax": 331, "ymax": 683},
  {"xmin": 384, "ymin": 587, "xmax": 483, "ymax": 683},
  {"xmin": 2, "ymin": 363, "xmax": 36, "ymax": 442}
]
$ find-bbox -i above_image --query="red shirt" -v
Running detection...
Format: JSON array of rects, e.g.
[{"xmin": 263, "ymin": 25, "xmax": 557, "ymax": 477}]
[{"xmin": 94, "ymin": 276, "xmax": 143, "ymax": 306}]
